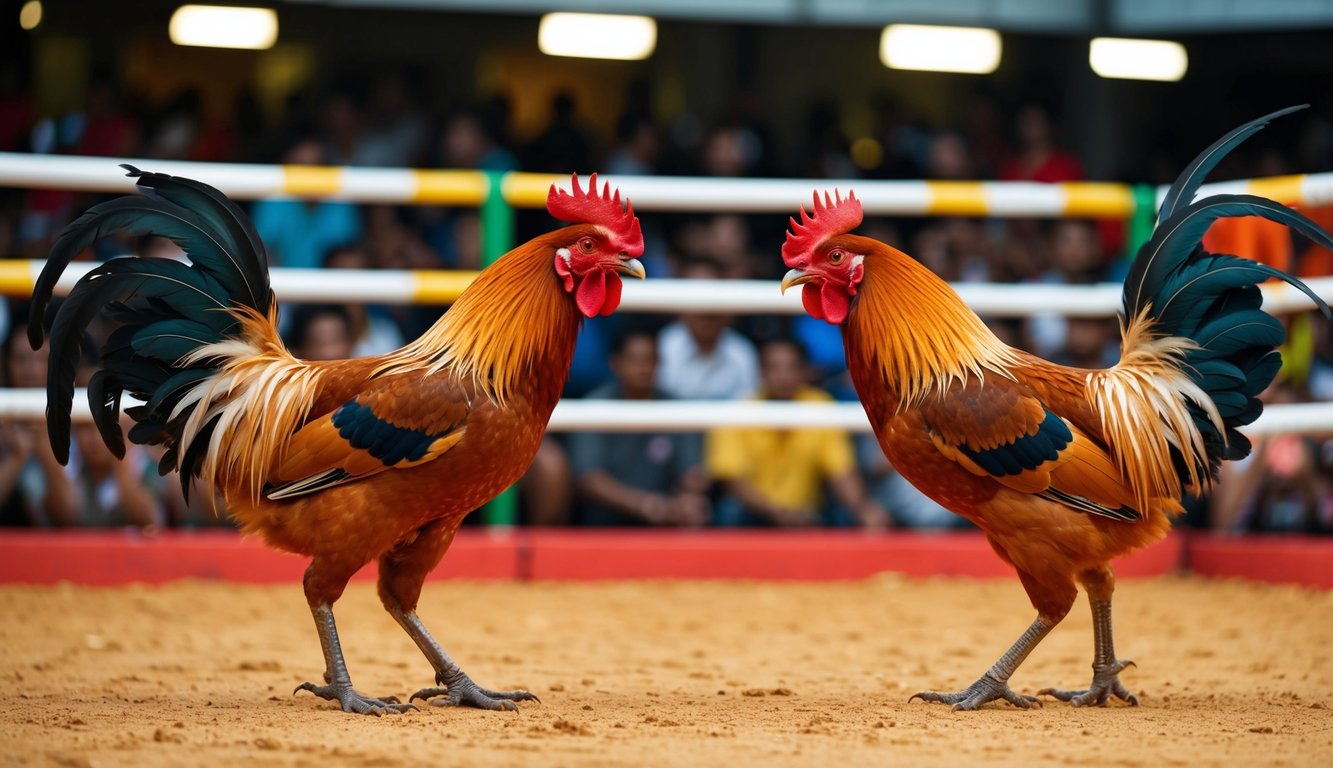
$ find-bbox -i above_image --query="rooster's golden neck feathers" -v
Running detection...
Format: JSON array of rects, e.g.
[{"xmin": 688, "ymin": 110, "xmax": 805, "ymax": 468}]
[
  {"xmin": 846, "ymin": 247, "xmax": 1019, "ymax": 408},
  {"xmin": 376, "ymin": 237, "xmax": 580, "ymax": 406}
]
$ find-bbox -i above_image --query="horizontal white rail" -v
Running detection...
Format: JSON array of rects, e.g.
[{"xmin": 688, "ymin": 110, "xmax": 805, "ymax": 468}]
[
  {"xmin": 5, "ymin": 152, "xmax": 1333, "ymax": 215},
  {"xmin": 4, "ymin": 262, "xmax": 1330, "ymax": 316},
  {"xmin": 2, "ymin": 390, "xmax": 1329, "ymax": 437},
  {"xmin": 0, "ymin": 152, "xmax": 488, "ymax": 205}
]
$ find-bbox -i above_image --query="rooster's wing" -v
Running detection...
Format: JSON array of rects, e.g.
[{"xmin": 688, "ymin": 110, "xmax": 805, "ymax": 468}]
[
  {"xmin": 919, "ymin": 378, "xmax": 1139, "ymax": 522},
  {"xmin": 265, "ymin": 374, "xmax": 470, "ymax": 500}
]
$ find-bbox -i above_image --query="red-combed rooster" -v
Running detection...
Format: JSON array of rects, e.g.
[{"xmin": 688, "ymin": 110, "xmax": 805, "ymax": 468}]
[
  {"xmin": 780, "ymin": 107, "xmax": 1332, "ymax": 710},
  {"xmin": 30, "ymin": 169, "xmax": 644, "ymax": 715}
]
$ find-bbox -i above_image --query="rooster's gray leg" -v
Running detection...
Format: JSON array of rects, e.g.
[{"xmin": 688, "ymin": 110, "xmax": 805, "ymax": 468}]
[
  {"xmin": 294, "ymin": 603, "xmax": 417, "ymax": 715},
  {"xmin": 1039, "ymin": 595, "xmax": 1139, "ymax": 706},
  {"xmin": 390, "ymin": 607, "xmax": 540, "ymax": 711},
  {"xmin": 375, "ymin": 520, "xmax": 538, "ymax": 711},
  {"xmin": 910, "ymin": 616, "xmax": 1053, "ymax": 710}
]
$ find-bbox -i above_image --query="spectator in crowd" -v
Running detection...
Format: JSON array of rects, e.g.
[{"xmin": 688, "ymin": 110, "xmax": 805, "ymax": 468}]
[
  {"xmin": 145, "ymin": 88, "xmax": 202, "ymax": 161},
  {"xmin": 656, "ymin": 256, "xmax": 759, "ymax": 400},
  {"xmin": 357, "ymin": 69, "xmax": 430, "ymax": 168},
  {"xmin": 1029, "ymin": 219, "xmax": 1109, "ymax": 357},
  {"xmin": 67, "ymin": 416, "xmax": 164, "ymax": 529},
  {"xmin": 706, "ymin": 338, "xmax": 889, "ymax": 528},
  {"xmin": 74, "ymin": 76, "xmax": 141, "ymax": 159},
  {"xmin": 1208, "ymin": 381, "xmax": 1332, "ymax": 533},
  {"xmin": 438, "ymin": 107, "xmax": 517, "ymax": 173},
  {"xmin": 1308, "ymin": 313, "xmax": 1333, "ymax": 401},
  {"xmin": 523, "ymin": 91, "xmax": 597, "ymax": 173},
  {"xmin": 568, "ymin": 329, "xmax": 709, "ymax": 526},
  {"xmin": 0, "ymin": 324, "xmax": 75, "ymax": 526},
  {"xmin": 996, "ymin": 103, "xmax": 1085, "ymax": 289},
  {"xmin": 606, "ymin": 114, "xmax": 660, "ymax": 176},
  {"xmin": 319, "ymin": 243, "xmax": 406, "ymax": 357},
  {"xmin": 42, "ymin": 358, "xmax": 166, "ymax": 529},
  {"xmin": 285, "ymin": 303, "xmax": 357, "ymax": 361},
  {"xmin": 1048, "ymin": 316, "xmax": 1119, "ymax": 369},
  {"xmin": 518, "ymin": 439, "xmax": 574, "ymax": 526},
  {"xmin": 250, "ymin": 134, "xmax": 363, "ymax": 270},
  {"xmin": 794, "ymin": 101, "xmax": 855, "ymax": 179},
  {"xmin": 999, "ymin": 103, "xmax": 1084, "ymax": 184},
  {"xmin": 320, "ymin": 88, "xmax": 368, "ymax": 167}
]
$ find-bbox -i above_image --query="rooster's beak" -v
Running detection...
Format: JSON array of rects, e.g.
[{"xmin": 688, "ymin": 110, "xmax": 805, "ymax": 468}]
[
  {"xmin": 616, "ymin": 258, "xmax": 647, "ymax": 280},
  {"xmin": 781, "ymin": 268, "xmax": 817, "ymax": 294}
]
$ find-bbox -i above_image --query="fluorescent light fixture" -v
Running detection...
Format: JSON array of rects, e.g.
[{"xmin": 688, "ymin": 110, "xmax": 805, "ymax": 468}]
[
  {"xmin": 880, "ymin": 24, "xmax": 1001, "ymax": 75},
  {"xmin": 1089, "ymin": 37, "xmax": 1187, "ymax": 81},
  {"xmin": 538, "ymin": 13, "xmax": 656, "ymax": 61},
  {"xmin": 19, "ymin": 1, "xmax": 41, "ymax": 31},
  {"xmin": 169, "ymin": 5, "xmax": 278, "ymax": 50}
]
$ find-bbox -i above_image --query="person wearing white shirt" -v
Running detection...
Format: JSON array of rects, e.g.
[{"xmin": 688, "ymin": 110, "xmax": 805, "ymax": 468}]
[{"xmin": 655, "ymin": 257, "xmax": 759, "ymax": 400}]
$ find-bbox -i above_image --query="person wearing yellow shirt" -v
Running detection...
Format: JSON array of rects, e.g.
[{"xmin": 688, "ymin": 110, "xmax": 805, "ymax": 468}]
[{"xmin": 707, "ymin": 338, "xmax": 889, "ymax": 529}]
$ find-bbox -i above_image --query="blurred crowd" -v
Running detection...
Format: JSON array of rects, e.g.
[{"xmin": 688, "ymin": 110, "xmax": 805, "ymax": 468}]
[{"xmin": 1, "ymin": 68, "xmax": 1330, "ymax": 533}]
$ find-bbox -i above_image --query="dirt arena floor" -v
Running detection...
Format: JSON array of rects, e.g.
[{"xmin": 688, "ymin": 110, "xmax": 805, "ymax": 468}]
[{"xmin": 2, "ymin": 575, "xmax": 1330, "ymax": 767}]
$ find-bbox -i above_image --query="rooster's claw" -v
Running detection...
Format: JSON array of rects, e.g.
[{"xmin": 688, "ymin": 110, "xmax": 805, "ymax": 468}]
[
  {"xmin": 410, "ymin": 677, "xmax": 540, "ymax": 711},
  {"xmin": 1038, "ymin": 659, "xmax": 1140, "ymax": 707},
  {"xmin": 294, "ymin": 681, "xmax": 417, "ymax": 715},
  {"xmin": 910, "ymin": 674, "xmax": 1041, "ymax": 711}
]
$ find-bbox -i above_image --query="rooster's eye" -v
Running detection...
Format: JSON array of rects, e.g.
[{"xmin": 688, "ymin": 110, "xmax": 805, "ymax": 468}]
[
  {"xmin": 578, "ymin": 238, "xmax": 596, "ymax": 254},
  {"xmin": 829, "ymin": 250, "xmax": 845, "ymax": 265}
]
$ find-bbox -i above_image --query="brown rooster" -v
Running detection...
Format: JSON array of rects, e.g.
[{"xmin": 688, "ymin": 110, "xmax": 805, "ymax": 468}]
[
  {"xmin": 779, "ymin": 107, "xmax": 1331, "ymax": 709},
  {"xmin": 31, "ymin": 170, "xmax": 645, "ymax": 714}
]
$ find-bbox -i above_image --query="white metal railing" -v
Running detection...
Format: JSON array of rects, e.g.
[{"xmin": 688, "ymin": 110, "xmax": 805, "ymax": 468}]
[
  {"xmin": 1, "ymin": 390, "xmax": 1329, "ymax": 437},
  {"xmin": 4, "ymin": 152, "xmax": 1333, "ymax": 215},
  {"xmin": 4, "ymin": 262, "xmax": 1331, "ymax": 317}
]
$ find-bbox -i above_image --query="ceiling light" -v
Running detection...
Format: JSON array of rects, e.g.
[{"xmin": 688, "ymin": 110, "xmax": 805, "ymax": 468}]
[
  {"xmin": 538, "ymin": 13, "xmax": 656, "ymax": 61},
  {"xmin": 19, "ymin": 1, "xmax": 41, "ymax": 31},
  {"xmin": 1089, "ymin": 37, "xmax": 1187, "ymax": 82},
  {"xmin": 879, "ymin": 25, "xmax": 1001, "ymax": 75},
  {"xmin": 169, "ymin": 5, "xmax": 278, "ymax": 50}
]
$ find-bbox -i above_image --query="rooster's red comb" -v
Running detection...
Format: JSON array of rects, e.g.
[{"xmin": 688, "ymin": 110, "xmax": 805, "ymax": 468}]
[
  {"xmin": 546, "ymin": 173, "xmax": 642, "ymax": 252},
  {"xmin": 781, "ymin": 189, "xmax": 863, "ymax": 266}
]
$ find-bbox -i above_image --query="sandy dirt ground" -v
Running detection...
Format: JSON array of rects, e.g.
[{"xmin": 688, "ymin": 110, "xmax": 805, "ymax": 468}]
[{"xmin": 2, "ymin": 575, "xmax": 1331, "ymax": 767}]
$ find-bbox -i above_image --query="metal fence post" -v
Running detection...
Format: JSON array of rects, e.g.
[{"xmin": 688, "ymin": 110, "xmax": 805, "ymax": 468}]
[{"xmin": 480, "ymin": 170, "xmax": 519, "ymax": 527}]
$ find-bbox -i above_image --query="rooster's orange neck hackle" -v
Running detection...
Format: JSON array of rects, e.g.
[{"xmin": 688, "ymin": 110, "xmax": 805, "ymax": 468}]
[
  {"xmin": 377, "ymin": 172, "xmax": 641, "ymax": 408},
  {"xmin": 844, "ymin": 242, "xmax": 1020, "ymax": 410},
  {"xmin": 781, "ymin": 190, "xmax": 1018, "ymax": 409}
]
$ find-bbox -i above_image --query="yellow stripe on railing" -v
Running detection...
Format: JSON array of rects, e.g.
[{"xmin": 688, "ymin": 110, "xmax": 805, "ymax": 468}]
[
  {"xmin": 412, "ymin": 270, "xmax": 479, "ymax": 304},
  {"xmin": 925, "ymin": 182, "xmax": 990, "ymax": 216},
  {"xmin": 412, "ymin": 170, "xmax": 488, "ymax": 205},
  {"xmin": 1063, "ymin": 183, "xmax": 1135, "ymax": 218},
  {"xmin": 0, "ymin": 260, "xmax": 33, "ymax": 295},
  {"xmin": 502, "ymin": 172, "xmax": 566, "ymax": 208},
  {"xmin": 282, "ymin": 165, "xmax": 343, "ymax": 197},
  {"xmin": 1247, "ymin": 174, "xmax": 1305, "ymax": 205}
]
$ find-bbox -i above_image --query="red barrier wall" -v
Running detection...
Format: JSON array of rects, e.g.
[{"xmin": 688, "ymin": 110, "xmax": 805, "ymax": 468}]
[
  {"xmin": 1187, "ymin": 534, "xmax": 1333, "ymax": 589},
  {"xmin": 3, "ymin": 529, "xmax": 1327, "ymax": 587},
  {"xmin": 0, "ymin": 529, "xmax": 1213, "ymax": 586},
  {"xmin": 0, "ymin": 530, "xmax": 520, "ymax": 586},
  {"xmin": 522, "ymin": 530, "xmax": 1183, "ymax": 581}
]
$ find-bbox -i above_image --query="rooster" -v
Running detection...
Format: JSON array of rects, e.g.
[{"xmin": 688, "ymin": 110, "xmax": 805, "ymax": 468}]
[
  {"xmin": 30, "ymin": 169, "xmax": 645, "ymax": 714},
  {"xmin": 780, "ymin": 107, "xmax": 1332, "ymax": 710}
]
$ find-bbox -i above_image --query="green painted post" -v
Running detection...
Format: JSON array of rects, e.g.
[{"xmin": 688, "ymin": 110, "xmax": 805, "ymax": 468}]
[
  {"xmin": 1125, "ymin": 183, "xmax": 1158, "ymax": 261},
  {"xmin": 480, "ymin": 170, "xmax": 519, "ymax": 527}
]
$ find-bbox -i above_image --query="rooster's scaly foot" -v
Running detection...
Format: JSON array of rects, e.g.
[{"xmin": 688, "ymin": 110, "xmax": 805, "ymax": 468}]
[
  {"xmin": 1038, "ymin": 659, "xmax": 1139, "ymax": 707},
  {"xmin": 294, "ymin": 681, "xmax": 417, "ymax": 715},
  {"xmin": 910, "ymin": 674, "xmax": 1041, "ymax": 711},
  {"xmin": 409, "ymin": 672, "xmax": 539, "ymax": 712}
]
